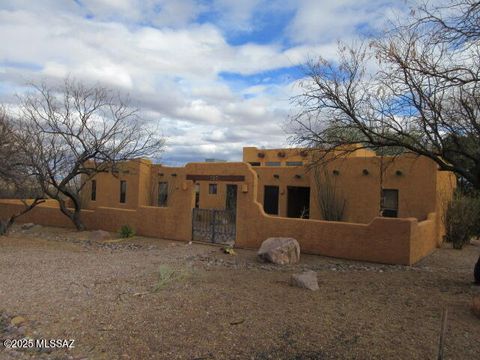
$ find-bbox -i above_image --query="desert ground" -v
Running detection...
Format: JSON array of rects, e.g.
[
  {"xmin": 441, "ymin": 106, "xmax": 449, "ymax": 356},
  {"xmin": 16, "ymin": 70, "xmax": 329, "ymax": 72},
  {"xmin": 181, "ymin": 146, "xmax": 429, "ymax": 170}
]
[{"xmin": 1, "ymin": 225, "xmax": 479, "ymax": 360}]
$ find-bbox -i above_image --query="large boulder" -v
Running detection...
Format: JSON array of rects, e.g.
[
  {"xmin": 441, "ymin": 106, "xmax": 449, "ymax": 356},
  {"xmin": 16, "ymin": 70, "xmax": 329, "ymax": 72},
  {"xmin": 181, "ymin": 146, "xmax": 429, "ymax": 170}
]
[
  {"xmin": 257, "ymin": 237, "xmax": 300, "ymax": 265},
  {"xmin": 291, "ymin": 271, "xmax": 319, "ymax": 291},
  {"xmin": 89, "ymin": 230, "xmax": 112, "ymax": 241}
]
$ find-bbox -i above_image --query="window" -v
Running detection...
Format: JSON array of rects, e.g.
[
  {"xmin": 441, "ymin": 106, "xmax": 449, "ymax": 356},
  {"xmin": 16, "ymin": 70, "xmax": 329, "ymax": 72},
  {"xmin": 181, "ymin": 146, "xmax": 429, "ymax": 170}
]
[
  {"xmin": 120, "ymin": 180, "xmax": 127, "ymax": 203},
  {"xmin": 249, "ymin": 162, "xmax": 261, "ymax": 166},
  {"xmin": 209, "ymin": 183, "xmax": 217, "ymax": 194},
  {"xmin": 157, "ymin": 182, "xmax": 168, "ymax": 207},
  {"xmin": 226, "ymin": 184, "xmax": 237, "ymax": 211},
  {"xmin": 286, "ymin": 161, "xmax": 303, "ymax": 166},
  {"xmin": 264, "ymin": 186, "xmax": 279, "ymax": 215},
  {"xmin": 91, "ymin": 180, "xmax": 96, "ymax": 201},
  {"xmin": 381, "ymin": 189, "xmax": 399, "ymax": 217},
  {"xmin": 194, "ymin": 183, "xmax": 200, "ymax": 208},
  {"xmin": 265, "ymin": 161, "xmax": 281, "ymax": 166}
]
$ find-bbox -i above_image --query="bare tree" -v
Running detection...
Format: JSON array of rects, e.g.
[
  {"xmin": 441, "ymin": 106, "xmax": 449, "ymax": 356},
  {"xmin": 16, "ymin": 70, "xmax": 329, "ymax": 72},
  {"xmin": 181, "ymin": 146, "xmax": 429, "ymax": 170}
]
[
  {"xmin": 0, "ymin": 107, "xmax": 45, "ymax": 235},
  {"xmin": 16, "ymin": 79, "xmax": 165, "ymax": 230},
  {"xmin": 290, "ymin": 0, "xmax": 480, "ymax": 189}
]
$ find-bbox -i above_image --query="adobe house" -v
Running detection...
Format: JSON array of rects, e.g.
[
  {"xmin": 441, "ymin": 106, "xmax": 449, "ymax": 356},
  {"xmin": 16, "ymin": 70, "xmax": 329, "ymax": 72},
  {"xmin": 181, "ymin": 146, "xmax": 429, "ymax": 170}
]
[
  {"xmin": 85, "ymin": 146, "xmax": 454, "ymax": 224},
  {"xmin": 0, "ymin": 146, "xmax": 456, "ymax": 265}
]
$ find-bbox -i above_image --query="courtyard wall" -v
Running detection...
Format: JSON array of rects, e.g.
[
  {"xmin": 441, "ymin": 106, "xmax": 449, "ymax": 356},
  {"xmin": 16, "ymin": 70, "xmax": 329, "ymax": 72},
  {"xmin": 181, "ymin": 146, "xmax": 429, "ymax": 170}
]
[{"xmin": 0, "ymin": 160, "xmax": 455, "ymax": 265}]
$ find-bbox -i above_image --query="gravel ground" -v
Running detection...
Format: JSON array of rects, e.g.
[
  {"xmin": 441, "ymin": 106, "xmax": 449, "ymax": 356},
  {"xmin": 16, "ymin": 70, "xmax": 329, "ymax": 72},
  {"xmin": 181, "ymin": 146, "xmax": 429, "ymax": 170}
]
[{"xmin": 0, "ymin": 224, "xmax": 479, "ymax": 360}]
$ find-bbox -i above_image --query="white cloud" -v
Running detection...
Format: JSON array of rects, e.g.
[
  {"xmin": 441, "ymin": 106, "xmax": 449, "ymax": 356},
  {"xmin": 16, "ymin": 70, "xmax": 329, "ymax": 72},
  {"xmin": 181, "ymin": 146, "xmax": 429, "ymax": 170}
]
[
  {"xmin": 0, "ymin": 0, "xmax": 407, "ymax": 164},
  {"xmin": 286, "ymin": 0, "xmax": 407, "ymax": 45}
]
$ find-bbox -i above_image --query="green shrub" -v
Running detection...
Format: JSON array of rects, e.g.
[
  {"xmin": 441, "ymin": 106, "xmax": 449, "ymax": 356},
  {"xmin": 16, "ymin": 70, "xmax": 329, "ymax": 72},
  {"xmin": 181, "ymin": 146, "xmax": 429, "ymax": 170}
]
[
  {"xmin": 445, "ymin": 193, "xmax": 480, "ymax": 249},
  {"xmin": 119, "ymin": 224, "xmax": 135, "ymax": 238}
]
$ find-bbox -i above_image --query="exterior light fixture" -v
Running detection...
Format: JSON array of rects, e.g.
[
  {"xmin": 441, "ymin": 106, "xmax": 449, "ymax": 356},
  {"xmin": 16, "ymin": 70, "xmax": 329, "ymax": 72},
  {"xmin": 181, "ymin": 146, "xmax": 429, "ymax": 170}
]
[
  {"xmin": 362, "ymin": 169, "xmax": 369, "ymax": 175},
  {"xmin": 333, "ymin": 170, "xmax": 340, "ymax": 176},
  {"xmin": 294, "ymin": 174, "xmax": 302, "ymax": 179},
  {"xmin": 273, "ymin": 174, "xmax": 280, "ymax": 179},
  {"xmin": 395, "ymin": 170, "xmax": 403, "ymax": 176}
]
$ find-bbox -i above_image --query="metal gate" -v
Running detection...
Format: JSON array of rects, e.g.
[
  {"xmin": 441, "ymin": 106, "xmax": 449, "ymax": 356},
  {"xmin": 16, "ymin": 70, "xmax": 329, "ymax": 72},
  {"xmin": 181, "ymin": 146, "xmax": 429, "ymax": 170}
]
[{"xmin": 192, "ymin": 208, "xmax": 236, "ymax": 245}]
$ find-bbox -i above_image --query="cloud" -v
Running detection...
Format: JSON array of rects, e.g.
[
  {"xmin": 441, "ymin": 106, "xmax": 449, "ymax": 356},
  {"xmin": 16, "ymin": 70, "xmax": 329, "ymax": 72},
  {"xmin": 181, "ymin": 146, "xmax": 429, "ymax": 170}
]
[
  {"xmin": 286, "ymin": 0, "xmax": 408, "ymax": 45},
  {"xmin": 0, "ymin": 0, "xmax": 407, "ymax": 165}
]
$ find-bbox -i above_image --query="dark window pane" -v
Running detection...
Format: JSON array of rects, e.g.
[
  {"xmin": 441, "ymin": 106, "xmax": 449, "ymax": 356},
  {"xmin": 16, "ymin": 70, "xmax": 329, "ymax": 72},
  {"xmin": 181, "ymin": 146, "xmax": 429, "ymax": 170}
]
[
  {"xmin": 120, "ymin": 180, "xmax": 127, "ymax": 203},
  {"xmin": 381, "ymin": 189, "xmax": 398, "ymax": 217},
  {"xmin": 209, "ymin": 183, "xmax": 217, "ymax": 194},
  {"xmin": 158, "ymin": 182, "xmax": 168, "ymax": 207},
  {"xmin": 264, "ymin": 186, "xmax": 279, "ymax": 215},
  {"xmin": 91, "ymin": 180, "xmax": 96, "ymax": 201}
]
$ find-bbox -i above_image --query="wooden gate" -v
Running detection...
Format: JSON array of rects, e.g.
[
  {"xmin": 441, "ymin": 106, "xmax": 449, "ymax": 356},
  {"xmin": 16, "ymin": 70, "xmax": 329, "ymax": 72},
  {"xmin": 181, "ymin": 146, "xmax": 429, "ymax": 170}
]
[{"xmin": 192, "ymin": 208, "xmax": 236, "ymax": 245}]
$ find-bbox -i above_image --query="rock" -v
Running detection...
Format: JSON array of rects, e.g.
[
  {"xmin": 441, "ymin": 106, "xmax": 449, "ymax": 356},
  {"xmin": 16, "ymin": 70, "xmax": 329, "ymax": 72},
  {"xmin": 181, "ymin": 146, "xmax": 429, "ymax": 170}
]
[
  {"xmin": 257, "ymin": 237, "xmax": 300, "ymax": 265},
  {"xmin": 21, "ymin": 223, "xmax": 35, "ymax": 230},
  {"xmin": 473, "ymin": 295, "xmax": 480, "ymax": 318},
  {"xmin": 291, "ymin": 271, "xmax": 319, "ymax": 291},
  {"xmin": 89, "ymin": 230, "xmax": 112, "ymax": 241},
  {"xmin": 11, "ymin": 316, "xmax": 27, "ymax": 326}
]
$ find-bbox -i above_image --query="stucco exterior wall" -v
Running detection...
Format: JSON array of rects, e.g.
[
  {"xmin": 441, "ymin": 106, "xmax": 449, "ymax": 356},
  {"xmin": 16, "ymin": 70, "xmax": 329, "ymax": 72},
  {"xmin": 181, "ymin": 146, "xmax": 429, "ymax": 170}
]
[
  {"xmin": 242, "ymin": 145, "xmax": 376, "ymax": 166},
  {"xmin": 0, "ymin": 152, "xmax": 456, "ymax": 266},
  {"xmin": 248, "ymin": 155, "xmax": 440, "ymax": 223}
]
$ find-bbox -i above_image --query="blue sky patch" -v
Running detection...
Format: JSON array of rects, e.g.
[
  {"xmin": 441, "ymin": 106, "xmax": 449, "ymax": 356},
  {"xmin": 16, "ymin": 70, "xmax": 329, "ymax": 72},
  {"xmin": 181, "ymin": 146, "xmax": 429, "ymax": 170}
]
[
  {"xmin": 0, "ymin": 61, "xmax": 43, "ymax": 71},
  {"xmin": 219, "ymin": 65, "xmax": 304, "ymax": 89}
]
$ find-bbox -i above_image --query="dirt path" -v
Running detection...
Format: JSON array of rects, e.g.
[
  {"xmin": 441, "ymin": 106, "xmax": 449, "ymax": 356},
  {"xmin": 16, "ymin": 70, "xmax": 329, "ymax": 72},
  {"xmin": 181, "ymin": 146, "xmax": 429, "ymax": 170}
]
[{"xmin": 1, "ymin": 225, "xmax": 479, "ymax": 359}]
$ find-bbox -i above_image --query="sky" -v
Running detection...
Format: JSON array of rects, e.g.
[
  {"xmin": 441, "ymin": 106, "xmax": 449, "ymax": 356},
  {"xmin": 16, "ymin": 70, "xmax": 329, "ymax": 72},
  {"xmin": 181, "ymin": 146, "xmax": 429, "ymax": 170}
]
[{"xmin": 0, "ymin": 0, "xmax": 413, "ymax": 165}]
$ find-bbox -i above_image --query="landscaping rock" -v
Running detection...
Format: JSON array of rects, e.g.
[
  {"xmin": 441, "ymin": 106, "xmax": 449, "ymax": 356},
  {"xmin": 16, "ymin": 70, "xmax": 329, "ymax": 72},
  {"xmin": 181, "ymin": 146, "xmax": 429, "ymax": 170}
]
[
  {"xmin": 291, "ymin": 271, "xmax": 319, "ymax": 291},
  {"xmin": 257, "ymin": 237, "xmax": 300, "ymax": 265},
  {"xmin": 472, "ymin": 295, "xmax": 480, "ymax": 318},
  {"xmin": 89, "ymin": 230, "xmax": 112, "ymax": 241},
  {"xmin": 21, "ymin": 223, "xmax": 36, "ymax": 230}
]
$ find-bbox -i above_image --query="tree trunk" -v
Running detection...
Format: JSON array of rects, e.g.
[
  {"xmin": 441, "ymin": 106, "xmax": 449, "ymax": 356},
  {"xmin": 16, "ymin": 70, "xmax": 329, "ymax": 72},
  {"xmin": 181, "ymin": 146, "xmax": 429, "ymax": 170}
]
[
  {"xmin": 474, "ymin": 255, "xmax": 480, "ymax": 284},
  {"xmin": 58, "ymin": 198, "xmax": 86, "ymax": 231},
  {"xmin": 0, "ymin": 218, "xmax": 14, "ymax": 236},
  {"xmin": 72, "ymin": 209, "xmax": 86, "ymax": 231},
  {"xmin": 0, "ymin": 198, "xmax": 45, "ymax": 236}
]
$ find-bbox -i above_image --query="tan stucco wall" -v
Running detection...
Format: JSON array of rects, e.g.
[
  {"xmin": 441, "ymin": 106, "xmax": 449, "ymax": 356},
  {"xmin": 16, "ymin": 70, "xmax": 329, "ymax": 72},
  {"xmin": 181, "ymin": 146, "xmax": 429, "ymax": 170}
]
[
  {"xmin": 242, "ymin": 146, "xmax": 376, "ymax": 166},
  {"xmin": 248, "ymin": 155, "xmax": 442, "ymax": 223},
  {"xmin": 86, "ymin": 159, "xmax": 152, "ymax": 210},
  {"xmin": 87, "ymin": 154, "xmax": 446, "ymax": 224},
  {"xmin": 0, "ymin": 153, "xmax": 456, "ymax": 266}
]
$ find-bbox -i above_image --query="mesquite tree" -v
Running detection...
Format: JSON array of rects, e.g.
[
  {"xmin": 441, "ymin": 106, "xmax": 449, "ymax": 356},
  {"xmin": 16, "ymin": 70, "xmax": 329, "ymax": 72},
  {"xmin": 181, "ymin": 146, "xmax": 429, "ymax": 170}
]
[
  {"xmin": 290, "ymin": 0, "xmax": 480, "ymax": 189},
  {"xmin": 0, "ymin": 107, "xmax": 45, "ymax": 235},
  {"xmin": 16, "ymin": 79, "xmax": 165, "ymax": 230}
]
